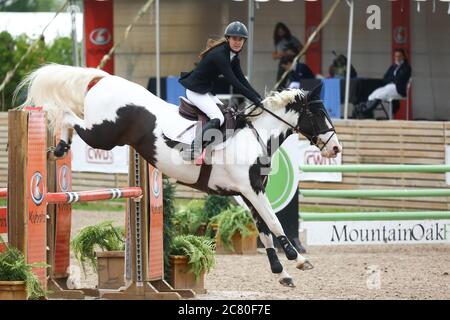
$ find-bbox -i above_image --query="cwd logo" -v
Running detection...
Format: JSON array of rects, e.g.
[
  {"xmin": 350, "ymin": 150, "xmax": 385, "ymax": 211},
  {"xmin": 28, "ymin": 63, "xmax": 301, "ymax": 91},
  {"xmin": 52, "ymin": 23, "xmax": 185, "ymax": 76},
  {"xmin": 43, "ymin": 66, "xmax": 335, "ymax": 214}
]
[
  {"xmin": 152, "ymin": 169, "xmax": 160, "ymax": 198},
  {"xmin": 30, "ymin": 172, "xmax": 45, "ymax": 205},
  {"xmin": 89, "ymin": 28, "xmax": 112, "ymax": 46},
  {"xmin": 59, "ymin": 165, "xmax": 70, "ymax": 192}
]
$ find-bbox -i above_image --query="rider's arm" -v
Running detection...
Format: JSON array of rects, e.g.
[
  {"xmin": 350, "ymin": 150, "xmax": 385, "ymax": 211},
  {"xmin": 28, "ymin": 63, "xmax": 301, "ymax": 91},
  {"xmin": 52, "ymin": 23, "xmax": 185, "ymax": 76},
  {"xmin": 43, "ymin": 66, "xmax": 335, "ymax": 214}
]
[{"xmin": 213, "ymin": 56, "xmax": 261, "ymax": 104}]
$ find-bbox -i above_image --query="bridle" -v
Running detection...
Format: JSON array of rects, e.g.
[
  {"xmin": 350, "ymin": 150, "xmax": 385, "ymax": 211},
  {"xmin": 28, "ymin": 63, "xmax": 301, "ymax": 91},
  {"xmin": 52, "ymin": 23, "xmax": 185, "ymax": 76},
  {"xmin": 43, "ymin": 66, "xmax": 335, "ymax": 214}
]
[{"xmin": 238, "ymin": 95, "xmax": 336, "ymax": 151}]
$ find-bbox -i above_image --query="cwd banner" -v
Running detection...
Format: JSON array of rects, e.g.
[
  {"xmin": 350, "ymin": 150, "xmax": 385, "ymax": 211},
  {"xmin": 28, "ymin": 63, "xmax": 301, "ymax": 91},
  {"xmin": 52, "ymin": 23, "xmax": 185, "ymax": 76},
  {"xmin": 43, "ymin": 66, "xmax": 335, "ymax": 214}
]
[
  {"xmin": 71, "ymin": 135, "xmax": 129, "ymax": 173},
  {"xmin": 298, "ymin": 140, "xmax": 342, "ymax": 182}
]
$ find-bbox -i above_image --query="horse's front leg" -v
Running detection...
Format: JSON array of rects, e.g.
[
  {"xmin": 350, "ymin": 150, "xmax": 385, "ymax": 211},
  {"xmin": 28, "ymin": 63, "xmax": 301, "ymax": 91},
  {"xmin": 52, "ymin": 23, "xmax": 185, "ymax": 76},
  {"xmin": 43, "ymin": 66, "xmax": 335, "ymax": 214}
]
[
  {"xmin": 240, "ymin": 196, "xmax": 295, "ymax": 287},
  {"xmin": 241, "ymin": 189, "xmax": 313, "ymax": 271}
]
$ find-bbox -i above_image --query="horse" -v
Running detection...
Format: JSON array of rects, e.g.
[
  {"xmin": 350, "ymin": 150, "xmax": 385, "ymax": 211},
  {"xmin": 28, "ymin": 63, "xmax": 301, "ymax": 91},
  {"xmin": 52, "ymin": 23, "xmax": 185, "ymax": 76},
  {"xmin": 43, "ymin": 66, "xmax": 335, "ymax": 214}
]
[{"xmin": 16, "ymin": 63, "xmax": 342, "ymax": 287}]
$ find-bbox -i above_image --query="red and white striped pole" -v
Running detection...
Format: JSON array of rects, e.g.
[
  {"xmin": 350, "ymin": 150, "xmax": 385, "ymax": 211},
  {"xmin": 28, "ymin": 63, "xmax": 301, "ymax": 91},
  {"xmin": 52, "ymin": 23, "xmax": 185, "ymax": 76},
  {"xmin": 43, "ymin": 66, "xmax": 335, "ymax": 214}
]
[{"xmin": 46, "ymin": 187, "xmax": 142, "ymax": 204}]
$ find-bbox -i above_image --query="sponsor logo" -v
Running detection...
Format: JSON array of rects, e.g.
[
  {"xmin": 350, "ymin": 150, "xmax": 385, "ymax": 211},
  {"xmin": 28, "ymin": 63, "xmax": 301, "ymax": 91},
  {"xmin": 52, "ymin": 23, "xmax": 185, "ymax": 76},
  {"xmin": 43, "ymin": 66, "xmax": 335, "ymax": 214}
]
[
  {"xmin": 304, "ymin": 150, "xmax": 339, "ymax": 165},
  {"xmin": 86, "ymin": 146, "xmax": 114, "ymax": 164},
  {"xmin": 59, "ymin": 165, "xmax": 70, "ymax": 192},
  {"xmin": 330, "ymin": 222, "xmax": 449, "ymax": 243},
  {"xmin": 152, "ymin": 169, "xmax": 160, "ymax": 198},
  {"xmin": 29, "ymin": 211, "xmax": 47, "ymax": 224},
  {"xmin": 89, "ymin": 28, "xmax": 112, "ymax": 46},
  {"xmin": 393, "ymin": 26, "xmax": 407, "ymax": 44},
  {"xmin": 30, "ymin": 172, "xmax": 45, "ymax": 205}
]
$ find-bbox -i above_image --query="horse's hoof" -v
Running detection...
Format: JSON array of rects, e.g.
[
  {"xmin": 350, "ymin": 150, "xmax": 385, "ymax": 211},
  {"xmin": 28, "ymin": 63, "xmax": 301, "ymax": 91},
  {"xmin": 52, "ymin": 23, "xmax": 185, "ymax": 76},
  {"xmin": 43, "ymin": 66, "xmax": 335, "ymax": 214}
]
[
  {"xmin": 297, "ymin": 259, "xmax": 314, "ymax": 271},
  {"xmin": 279, "ymin": 277, "xmax": 295, "ymax": 288},
  {"xmin": 53, "ymin": 140, "xmax": 70, "ymax": 158}
]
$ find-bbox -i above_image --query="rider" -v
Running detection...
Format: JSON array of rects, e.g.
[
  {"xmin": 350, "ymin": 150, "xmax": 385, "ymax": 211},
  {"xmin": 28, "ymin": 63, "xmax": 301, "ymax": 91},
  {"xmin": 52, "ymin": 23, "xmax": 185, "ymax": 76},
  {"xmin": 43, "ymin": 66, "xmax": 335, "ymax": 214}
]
[{"xmin": 179, "ymin": 21, "xmax": 263, "ymax": 160}]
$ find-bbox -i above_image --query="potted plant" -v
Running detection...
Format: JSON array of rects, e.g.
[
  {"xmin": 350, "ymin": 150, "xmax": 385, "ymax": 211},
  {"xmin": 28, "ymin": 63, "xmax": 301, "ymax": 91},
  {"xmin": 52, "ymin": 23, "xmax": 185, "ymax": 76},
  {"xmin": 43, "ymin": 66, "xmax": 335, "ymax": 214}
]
[
  {"xmin": 209, "ymin": 205, "xmax": 258, "ymax": 255},
  {"xmin": 169, "ymin": 234, "xmax": 215, "ymax": 294},
  {"xmin": 0, "ymin": 244, "xmax": 47, "ymax": 300},
  {"xmin": 71, "ymin": 220, "xmax": 125, "ymax": 290},
  {"xmin": 172, "ymin": 200, "xmax": 208, "ymax": 236}
]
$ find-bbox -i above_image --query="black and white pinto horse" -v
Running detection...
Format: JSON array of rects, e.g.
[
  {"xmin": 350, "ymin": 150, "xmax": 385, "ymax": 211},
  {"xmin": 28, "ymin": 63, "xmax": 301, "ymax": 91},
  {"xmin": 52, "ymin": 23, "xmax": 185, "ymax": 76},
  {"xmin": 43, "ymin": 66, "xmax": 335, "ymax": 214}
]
[{"xmin": 17, "ymin": 64, "xmax": 342, "ymax": 287}]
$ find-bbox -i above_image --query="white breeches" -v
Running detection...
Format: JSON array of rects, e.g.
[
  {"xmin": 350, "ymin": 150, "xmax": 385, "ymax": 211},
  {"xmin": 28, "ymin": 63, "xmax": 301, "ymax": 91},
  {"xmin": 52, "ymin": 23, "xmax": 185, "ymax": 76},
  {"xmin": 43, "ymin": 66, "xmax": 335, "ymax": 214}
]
[
  {"xmin": 186, "ymin": 89, "xmax": 225, "ymax": 125},
  {"xmin": 368, "ymin": 83, "xmax": 403, "ymax": 101}
]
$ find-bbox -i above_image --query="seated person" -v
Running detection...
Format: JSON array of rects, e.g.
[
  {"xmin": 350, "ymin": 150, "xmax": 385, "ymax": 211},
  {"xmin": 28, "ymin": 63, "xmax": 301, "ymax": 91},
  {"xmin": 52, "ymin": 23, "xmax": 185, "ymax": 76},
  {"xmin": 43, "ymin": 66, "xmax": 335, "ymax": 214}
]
[
  {"xmin": 279, "ymin": 55, "xmax": 315, "ymax": 89},
  {"xmin": 353, "ymin": 48, "xmax": 411, "ymax": 119}
]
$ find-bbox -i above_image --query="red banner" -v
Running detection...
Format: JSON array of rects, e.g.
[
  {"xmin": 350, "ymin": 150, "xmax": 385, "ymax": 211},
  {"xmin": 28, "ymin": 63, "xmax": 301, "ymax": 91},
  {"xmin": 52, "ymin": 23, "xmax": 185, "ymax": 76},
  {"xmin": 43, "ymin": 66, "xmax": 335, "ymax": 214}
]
[
  {"xmin": 84, "ymin": 0, "xmax": 114, "ymax": 74},
  {"xmin": 392, "ymin": 0, "xmax": 411, "ymax": 120},
  {"xmin": 305, "ymin": 0, "xmax": 322, "ymax": 75}
]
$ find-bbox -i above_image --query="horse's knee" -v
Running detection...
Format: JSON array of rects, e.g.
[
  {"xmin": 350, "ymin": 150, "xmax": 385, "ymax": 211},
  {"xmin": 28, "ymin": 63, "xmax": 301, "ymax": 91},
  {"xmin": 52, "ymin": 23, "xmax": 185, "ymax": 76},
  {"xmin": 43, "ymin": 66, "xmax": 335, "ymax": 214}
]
[{"xmin": 266, "ymin": 248, "xmax": 283, "ymax": 274}]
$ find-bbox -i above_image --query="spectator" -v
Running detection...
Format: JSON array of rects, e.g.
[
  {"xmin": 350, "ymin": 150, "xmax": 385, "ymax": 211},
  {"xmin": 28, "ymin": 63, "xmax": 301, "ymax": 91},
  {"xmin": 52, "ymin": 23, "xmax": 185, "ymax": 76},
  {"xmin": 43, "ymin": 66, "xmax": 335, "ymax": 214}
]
[
  {"xmin": 279, "ymin": 55, "xmax": 315, "ymax": 89},
  {"xmin": 353, "ymin": 48, "xmax": 411, "ymax": 119},
  {"xmin": 272, "ymin": 22, "xmax": 303, "ymax": 81}
]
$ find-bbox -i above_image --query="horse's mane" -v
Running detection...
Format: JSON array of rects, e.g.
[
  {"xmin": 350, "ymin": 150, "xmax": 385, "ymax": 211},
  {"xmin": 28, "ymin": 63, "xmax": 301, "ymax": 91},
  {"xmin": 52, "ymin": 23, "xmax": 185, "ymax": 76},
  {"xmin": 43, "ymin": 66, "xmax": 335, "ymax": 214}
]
[{"xmin": 245, "ymin": 88, "xmax": 306, "ymax": 117}]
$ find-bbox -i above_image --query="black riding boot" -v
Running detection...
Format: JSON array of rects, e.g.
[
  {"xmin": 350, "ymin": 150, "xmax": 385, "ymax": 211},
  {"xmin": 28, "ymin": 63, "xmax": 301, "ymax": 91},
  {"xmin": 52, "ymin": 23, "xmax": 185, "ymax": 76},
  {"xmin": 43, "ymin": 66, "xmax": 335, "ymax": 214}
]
[
  {"xmin": 362, "ymin": 99, "xmax": 381, "ymax": 118},
  {"xmin": 182, "ymin": 118, "xmax": 221, "ymax": 161}
]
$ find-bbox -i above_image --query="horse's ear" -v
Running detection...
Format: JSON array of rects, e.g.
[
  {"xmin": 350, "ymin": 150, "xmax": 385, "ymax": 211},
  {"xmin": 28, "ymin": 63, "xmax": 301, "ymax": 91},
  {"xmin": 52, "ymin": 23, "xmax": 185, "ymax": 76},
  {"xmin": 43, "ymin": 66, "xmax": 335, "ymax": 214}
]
[{"xmin": 308, "ymin": 83, "xmax": 323, "ymax": 100}]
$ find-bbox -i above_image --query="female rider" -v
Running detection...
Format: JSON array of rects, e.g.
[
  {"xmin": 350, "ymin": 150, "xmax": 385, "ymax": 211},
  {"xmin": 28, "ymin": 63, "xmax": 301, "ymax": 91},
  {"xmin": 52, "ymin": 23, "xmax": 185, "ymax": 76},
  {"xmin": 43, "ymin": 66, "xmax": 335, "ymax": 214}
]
[{"xmin": 179, "ymin": 21, "xmax": 262, "ymax": 160}]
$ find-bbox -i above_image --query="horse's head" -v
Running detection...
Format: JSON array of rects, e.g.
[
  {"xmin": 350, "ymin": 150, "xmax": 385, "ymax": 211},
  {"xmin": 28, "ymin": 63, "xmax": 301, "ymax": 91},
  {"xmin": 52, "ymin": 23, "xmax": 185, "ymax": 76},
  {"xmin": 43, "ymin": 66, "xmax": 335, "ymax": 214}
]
[{"xmin": 285, "ymin": 84, "xmax": 342, "ymax": 158}]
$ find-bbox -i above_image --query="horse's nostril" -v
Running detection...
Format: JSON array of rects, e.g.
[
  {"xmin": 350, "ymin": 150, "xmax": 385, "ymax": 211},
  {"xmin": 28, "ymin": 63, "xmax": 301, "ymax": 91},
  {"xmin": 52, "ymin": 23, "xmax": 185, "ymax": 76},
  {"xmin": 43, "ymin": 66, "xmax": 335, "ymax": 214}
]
[{"xmin": 333, "ymin": 146, "xmax": 340, "ymax": 153}]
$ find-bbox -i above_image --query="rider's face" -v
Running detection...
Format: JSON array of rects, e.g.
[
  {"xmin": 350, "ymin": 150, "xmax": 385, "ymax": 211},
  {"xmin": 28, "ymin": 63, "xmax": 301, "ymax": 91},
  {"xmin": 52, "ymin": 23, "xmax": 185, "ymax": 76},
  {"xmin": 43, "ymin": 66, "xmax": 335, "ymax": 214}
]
[{"xmin": 228, "ymin": 36, "xmax": 245, "ymax": 52}]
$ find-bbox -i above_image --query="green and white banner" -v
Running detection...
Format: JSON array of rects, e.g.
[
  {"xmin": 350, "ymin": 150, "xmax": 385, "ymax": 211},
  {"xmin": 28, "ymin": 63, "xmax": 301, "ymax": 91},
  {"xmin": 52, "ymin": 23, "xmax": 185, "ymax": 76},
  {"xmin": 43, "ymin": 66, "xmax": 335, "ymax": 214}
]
[{"xmin": 265, "ymin": 136, "xmax": 342, "ymax": 213}]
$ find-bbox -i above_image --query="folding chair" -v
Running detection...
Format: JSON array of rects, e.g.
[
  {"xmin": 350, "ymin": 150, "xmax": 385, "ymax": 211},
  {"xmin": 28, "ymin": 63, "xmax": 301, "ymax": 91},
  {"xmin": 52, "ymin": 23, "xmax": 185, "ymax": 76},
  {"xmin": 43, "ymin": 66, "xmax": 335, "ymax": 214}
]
[{"xmin": 378, "ymin": 78, "xmax": 412, "ymax": 120}]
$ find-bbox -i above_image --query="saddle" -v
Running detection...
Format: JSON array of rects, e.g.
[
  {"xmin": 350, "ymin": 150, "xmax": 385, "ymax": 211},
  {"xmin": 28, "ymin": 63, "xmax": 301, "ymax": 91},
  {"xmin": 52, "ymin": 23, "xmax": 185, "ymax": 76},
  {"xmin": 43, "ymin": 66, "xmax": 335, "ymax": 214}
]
[
  {"xmin": 178, "ymin": 96, "xmax": 237, "ymax": 132},
  {"xmin": 176, "ymin": 96, "xmax": 244, "ymax": 192}
]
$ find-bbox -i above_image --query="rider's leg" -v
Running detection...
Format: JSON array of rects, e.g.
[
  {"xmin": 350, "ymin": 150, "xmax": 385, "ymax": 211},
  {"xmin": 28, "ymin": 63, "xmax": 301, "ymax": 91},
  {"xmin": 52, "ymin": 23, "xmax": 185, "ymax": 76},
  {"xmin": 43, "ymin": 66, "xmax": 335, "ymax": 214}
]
[
  {"xmin": 183, "ymin": 90, "xmax": 224, "ymax": 159},
  {"xmin": 186, "ymin": 90, "xmax": 224, "ymax": 125}
]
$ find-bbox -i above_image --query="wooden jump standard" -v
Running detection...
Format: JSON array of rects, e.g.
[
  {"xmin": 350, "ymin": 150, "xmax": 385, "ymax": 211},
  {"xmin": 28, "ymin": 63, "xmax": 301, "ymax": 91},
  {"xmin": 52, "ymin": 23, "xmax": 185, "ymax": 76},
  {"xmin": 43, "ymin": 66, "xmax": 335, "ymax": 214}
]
[{"xmin": 6, "ymin": 108, "xmax": 194, "ymax": 299}]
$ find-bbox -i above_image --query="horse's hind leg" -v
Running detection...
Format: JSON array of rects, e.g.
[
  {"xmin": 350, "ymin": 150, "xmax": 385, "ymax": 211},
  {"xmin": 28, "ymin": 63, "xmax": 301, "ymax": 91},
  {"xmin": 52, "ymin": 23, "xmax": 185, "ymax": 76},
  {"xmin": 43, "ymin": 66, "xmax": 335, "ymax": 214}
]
[{"xmin": 240, "ymin": 196, "xmax": 295, "ymax": 287}]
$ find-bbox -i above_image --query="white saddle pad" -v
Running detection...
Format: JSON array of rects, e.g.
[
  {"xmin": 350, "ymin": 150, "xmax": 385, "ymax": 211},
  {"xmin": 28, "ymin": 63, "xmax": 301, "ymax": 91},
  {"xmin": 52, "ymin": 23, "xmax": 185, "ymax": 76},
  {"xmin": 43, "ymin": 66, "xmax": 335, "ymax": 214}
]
[{"xmin": 159, "ymin": 104, "xmax": 229, "ymax": 151}]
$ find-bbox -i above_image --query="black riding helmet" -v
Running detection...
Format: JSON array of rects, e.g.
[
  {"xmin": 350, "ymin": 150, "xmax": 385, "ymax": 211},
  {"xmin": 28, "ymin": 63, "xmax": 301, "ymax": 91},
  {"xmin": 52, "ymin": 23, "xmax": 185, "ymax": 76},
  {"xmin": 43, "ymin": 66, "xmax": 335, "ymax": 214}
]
[{"xmin": 224, "ymin": 21, "xmax": 249, "ymax": 39}]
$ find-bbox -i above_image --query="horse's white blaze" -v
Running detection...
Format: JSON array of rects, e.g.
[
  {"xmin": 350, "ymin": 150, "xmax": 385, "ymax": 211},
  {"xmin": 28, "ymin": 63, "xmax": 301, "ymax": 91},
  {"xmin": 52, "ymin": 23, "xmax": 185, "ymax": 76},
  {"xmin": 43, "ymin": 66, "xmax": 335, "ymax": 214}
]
[{"xmin": 318, "ymin": 118, "xmax": 342, "ymax": 158}]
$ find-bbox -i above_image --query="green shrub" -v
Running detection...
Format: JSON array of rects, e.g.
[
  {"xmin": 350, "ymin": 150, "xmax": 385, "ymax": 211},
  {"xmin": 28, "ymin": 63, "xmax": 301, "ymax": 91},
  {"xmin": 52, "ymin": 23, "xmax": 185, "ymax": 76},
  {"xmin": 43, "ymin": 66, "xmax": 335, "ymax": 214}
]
[
  {"xmin": 0, "ymin": 245, "xmax": 48, "ymax": 299},
  {"xmin": 207, "ymin": 205, "xmax": 257, "ymax": 251},
  {"xmin": 172, "ymin": 199, "xmax": 208, "ymax": 235},
  {"xmin": 71, "ymin": 221, "xmax": 125, "ymax": 275},
  {"xmin": 204, "ymin": 195, "xmax": 231, "ymax": 220},
  {"xmin": 170, "ymin": 235, "xmax": 215, "ymax": 280},
  {"xmin": 163, "ymin": 176, "xmax": 176, "ymax": 280}
]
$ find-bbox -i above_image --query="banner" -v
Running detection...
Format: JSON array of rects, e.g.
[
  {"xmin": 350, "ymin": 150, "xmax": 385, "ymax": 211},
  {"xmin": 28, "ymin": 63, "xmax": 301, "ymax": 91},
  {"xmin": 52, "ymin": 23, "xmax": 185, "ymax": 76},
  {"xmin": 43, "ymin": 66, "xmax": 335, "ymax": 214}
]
[
  {"xmin": 298, "ymin": 140, "xmax": 342, "ymax": 182},
  {"xmin": 391, "ymin": 0, "xmax": 411, "ymax": 120},
  {"xmin": 71, "ymin": 135, "xmax": 129, "ymax": 173},
  {"xmin": 305, "ymin": 0, "xmax": 322, "ymax": 75},
  {"xmin": 84, "ymin": 0, "xmax": 114, "ymax": 74},
  {"xmin": 303, "ymin": 220, "xmax": 450, "ymax": 246}
]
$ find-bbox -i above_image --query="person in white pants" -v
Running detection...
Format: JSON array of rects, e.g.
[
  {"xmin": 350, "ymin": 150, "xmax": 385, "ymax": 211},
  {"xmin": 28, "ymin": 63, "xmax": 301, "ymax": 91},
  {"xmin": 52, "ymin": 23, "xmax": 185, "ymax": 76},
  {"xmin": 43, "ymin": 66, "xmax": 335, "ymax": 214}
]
[
  {"xmin": 354, "ymin": 49, "xmax": 411, "ymax": 119},
  {"xmin": 178, "ymin": 21, "xmax": 262, "ymax": 160}
]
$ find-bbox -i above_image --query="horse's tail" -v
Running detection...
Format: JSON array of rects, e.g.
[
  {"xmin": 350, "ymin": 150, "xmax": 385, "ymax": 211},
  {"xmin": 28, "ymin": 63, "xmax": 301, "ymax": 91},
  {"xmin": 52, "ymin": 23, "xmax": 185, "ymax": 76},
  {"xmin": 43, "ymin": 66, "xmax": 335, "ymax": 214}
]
[{"xmin": 14, "ymin": 63, "xmax": 109, "ymax": 133}]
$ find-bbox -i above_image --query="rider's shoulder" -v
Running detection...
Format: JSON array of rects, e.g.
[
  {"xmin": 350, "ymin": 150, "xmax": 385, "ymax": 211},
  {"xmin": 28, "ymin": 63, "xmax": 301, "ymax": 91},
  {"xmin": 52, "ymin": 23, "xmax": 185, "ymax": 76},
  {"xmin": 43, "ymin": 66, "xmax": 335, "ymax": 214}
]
[{"xmin": 206, "ymin": 42, "xmax": 228, "ymax": 58}]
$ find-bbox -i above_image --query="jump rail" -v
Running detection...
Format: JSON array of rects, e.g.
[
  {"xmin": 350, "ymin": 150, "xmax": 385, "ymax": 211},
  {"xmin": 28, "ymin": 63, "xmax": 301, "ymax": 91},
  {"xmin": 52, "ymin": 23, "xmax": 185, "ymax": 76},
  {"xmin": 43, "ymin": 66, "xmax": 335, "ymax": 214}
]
[
  {"xmin": 300, "ymin": 189, "xmax": 450, "ymax": 198},
  {"xmin": 301, "ymin": 211, "xmax": 450, "ymax": 221},
  {"xmin": 299, "ymin": 164, "xmax": 450, "ymax": 173}
]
